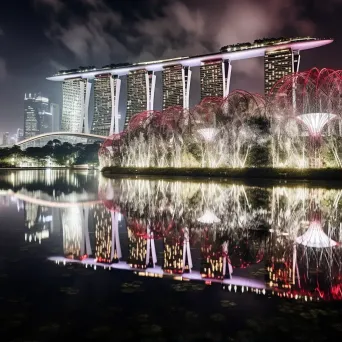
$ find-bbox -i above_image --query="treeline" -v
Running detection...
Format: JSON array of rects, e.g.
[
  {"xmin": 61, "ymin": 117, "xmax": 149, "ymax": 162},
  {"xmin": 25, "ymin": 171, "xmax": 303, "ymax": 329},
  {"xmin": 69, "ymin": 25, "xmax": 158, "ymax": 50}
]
[{"xmin": 0, "ymin": 139, "xmax": 101, "ymax": 167}]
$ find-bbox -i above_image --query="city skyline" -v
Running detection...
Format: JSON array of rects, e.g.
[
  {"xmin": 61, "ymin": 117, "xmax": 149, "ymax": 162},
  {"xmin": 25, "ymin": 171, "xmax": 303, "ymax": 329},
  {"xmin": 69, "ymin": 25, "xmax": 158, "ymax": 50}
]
[{"xmin": 0, "ymin": 0, "xmax": 342, "ymax": 134}]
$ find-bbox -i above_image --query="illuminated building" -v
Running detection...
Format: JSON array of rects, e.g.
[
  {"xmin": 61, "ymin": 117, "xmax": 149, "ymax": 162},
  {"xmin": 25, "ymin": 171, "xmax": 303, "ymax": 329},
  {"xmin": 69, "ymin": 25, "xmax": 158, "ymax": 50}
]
[
  {"xmin": 163, "ymin": 228, "xmax": 192, "ymax": 274},
  {"xmin": 50, "ymin": 103, "xmax": 60, "ymax": 132},
  {"xmin": 16, "ymin": 128, "xmax": 24, "ymax": 143},
  {"xmin": 94, "ymin": 204, "xmax": 112, "ymax": 263},
  {"xmin": 2, "ymin": 132, "xmax": 9, "ymax": 146},
  {"xmin": 61, "ymin": 78, "xmax": 92, "ymax": 133},
  {"xmin": 264, "ymin": 48, "xmax": 300, "ymax": 94},
  {"xmin": 163, "ymin": 238, "xmax": 183, "ymax": 274},
  {"xmin": 92, "ymin": 74, "xmax": 121, "ymax": 136},
  {"xmin": 162, "ymin": 65, "xmax": 183, "ymax": 109},
  {"xmin": 201, "ymin": 233, "xmax": 232, "ymax": 280},
  {"xmin": 24, "ymin": 202, "xmax": 52, "ymax": 244},
  {"xmin": 125, "ymin": 70, "xmax": 156, "ymax": 128},
  {"xmin": 24, "ymin": 93, "xmax": 51, "ymax": 138},
  {"xmin": 49, "ymin": 38, "xmax": 330, "ymax": 126},
  {"xmin": 266, "ymin": 257, "xmax": 293, "ymax": 290},
  {"xmin": 93, "ymin": 204, "xmax": 122, "ymax": 263},
  {"xmin": 62, "ymin": 206, "xmax": 91, "ymax": 260},
  {"xmin": 127, "ymin": 226, "xmax": 148, "ymax": 269},
  {"xmin": 200, "ymin": 59, "xmax": 231, "ymax": 99}
]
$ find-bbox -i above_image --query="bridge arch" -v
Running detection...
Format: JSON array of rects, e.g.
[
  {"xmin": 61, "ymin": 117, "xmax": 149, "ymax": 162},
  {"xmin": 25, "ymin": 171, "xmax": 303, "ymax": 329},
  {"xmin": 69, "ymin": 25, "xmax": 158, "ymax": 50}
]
[{"xmin": 16, "ymin": 132, "xmax": 107, "ymax": 147}]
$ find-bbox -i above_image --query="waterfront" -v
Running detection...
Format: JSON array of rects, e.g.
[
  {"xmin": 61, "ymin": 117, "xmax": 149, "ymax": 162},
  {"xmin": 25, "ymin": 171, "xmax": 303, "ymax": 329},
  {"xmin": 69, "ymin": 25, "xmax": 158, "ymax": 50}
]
[{"xmin": 1, "ymin": 170, "xmax": 342, "ymax": 341}]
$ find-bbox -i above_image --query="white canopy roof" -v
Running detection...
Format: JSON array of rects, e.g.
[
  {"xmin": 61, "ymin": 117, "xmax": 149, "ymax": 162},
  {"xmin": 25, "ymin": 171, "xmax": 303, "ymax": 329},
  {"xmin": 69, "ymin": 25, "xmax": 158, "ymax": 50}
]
[{"xmin": 296, "ymin": 221, "xmax": 338, "ymax": 248}]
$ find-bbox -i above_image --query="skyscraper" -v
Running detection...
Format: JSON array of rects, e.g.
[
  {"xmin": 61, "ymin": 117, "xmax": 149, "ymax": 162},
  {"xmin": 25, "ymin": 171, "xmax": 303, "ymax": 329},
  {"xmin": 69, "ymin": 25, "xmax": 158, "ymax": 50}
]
[
  {"xmin": 92, "ymin": 74, "xmax": 111, "ymax": 136},
  {"xmin": 125, "ymin": 70, "xmax": 155, "ymax": 128},
  {"xmin": 3, "ymin": 132, "xmax": 9, "ymax": 145},
  {"xmin": 200, "ymin": 60, "xmax": 224, "ymax": 98},
  {"xmin": 16, "ymin": 128, "xmax": 24, "ymax": 143},
  {"xmin": 163, "ymin": 65, "xmax": 183, "ymax": 109},
  {"xmin": 61, "ymin": 78, "xmax": 92, "ymax": 133},
  {"xmin": 50, "ymin": 103, "xmax": 60, "ymax": 132},
  {"xmin": 24, "ymin": 94, "xmax": 50, "ymax": 139},
  {"xmin": 264, "ymin": 49, "xmax": 300, "ymax": 94},
  {"xmin": 162, "ymin": 65, "xmax": 192, "ymax": 110},
  {"xmin": 24, "ymin": 94, "xmax": 40, "ymax": 139},
  {"xmin": 0, "ymin": 132, "xmax": 9, "ymax": 146},
  {"xmin": 92, "ymin": 74, "xmax": 121, "ymax": 136}
]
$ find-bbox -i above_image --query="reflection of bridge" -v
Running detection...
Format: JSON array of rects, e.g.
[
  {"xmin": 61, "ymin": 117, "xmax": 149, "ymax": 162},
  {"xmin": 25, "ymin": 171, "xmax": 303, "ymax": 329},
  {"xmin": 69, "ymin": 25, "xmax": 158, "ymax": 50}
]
[
  {"xmin": 4, "ymin": 190, "xmax": 101, "ymax": 208},
  {"xmin": 16, "ymin": 132, "xmax": 107, "ymax": 147}
]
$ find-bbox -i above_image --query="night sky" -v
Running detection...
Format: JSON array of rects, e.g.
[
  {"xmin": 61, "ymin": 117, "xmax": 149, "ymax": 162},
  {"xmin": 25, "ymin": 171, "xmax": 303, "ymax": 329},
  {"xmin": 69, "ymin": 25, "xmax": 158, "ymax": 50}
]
[{"xmin": 0, "ymin": 0, "xmax": 341, "ymax": 135}]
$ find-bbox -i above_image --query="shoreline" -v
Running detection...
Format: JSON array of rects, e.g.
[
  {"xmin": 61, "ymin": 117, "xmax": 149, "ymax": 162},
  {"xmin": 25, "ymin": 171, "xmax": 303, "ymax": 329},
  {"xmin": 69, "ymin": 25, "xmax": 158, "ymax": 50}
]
[
  {"xmin": 101, "ymin": 167, "xmax": 342, "ymax": 182},
  {"xmin": 0, "ymin": 166, "xmax": 97, "ymax": 170}
]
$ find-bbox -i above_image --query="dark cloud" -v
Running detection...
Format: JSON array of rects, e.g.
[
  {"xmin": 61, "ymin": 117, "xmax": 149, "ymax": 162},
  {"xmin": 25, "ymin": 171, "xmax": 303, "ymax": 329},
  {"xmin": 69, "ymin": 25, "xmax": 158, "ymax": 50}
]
[
  {"xmin": 0, "ymin": 58, "xmax": 6, "ymax": 81},
  {"xmin": 37, "ymin": 0, "xmax": 318, "ymax": 79},
  {"xmin": 0, "ymin": 27, "xmax": 5, "ymax": 82}
]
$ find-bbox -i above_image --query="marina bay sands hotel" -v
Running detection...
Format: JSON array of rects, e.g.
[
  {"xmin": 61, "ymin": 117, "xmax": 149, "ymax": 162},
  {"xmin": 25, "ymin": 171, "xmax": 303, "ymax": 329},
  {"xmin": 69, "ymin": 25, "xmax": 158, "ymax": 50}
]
[{"xmin": 48, "ymin": 37, "xmax": 333, "ymax": 137}]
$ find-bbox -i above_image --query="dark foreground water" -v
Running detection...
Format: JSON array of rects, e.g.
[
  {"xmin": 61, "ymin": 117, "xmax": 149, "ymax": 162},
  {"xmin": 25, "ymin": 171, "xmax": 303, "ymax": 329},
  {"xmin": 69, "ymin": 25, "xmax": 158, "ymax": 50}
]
[{"xmin": 1, "ymin": 170, "xmax": 342, "ymax": 341}]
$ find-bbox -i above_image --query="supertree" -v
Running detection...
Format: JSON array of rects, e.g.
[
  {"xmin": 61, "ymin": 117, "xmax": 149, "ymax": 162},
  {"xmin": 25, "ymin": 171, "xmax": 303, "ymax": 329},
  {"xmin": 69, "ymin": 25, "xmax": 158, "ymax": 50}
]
[
  {"xmin": 99, "ymin": 93, "xmax": 267, "ymax": 169},
  {"xmin": 268, "ymin": 68, "xmax": 342, "ymax": 168}
]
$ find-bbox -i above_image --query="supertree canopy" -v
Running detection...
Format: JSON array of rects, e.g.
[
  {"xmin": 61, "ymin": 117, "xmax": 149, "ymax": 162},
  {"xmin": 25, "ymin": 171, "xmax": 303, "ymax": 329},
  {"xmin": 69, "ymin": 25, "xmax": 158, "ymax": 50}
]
[
  {"xmin": 99, "ymin": 91, "xmax": 269, "ymax": 169},
  {"xmin": 99, "ymin": 68, "xmax": 342, "ymax": 170},
  {"xmin": 269, "ymin": 68, "xmax": 342, "ymax": 168}
]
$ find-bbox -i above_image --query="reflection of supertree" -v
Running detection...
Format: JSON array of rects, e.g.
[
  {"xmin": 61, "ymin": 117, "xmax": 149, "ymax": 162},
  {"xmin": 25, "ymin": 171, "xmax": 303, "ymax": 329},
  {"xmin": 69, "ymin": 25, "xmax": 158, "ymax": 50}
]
[
  {"xmin": 269, "ymin": 68, "xmax": 342, "ymax": 168},
  {"xmin": 99, "ymin": 92, "xmax": 267, "ymax": 168},
  {"xmin": 266, "ymin": 190, "xmax": 342, "ymax": 299},
  {"xmin": 99, "ymin": 177, "xmax": 256, "ymax": 238}
]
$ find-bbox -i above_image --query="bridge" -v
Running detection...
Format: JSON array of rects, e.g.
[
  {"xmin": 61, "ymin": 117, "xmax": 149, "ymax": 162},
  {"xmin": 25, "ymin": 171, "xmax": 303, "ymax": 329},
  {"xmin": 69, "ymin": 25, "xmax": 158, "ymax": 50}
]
[
  {"xmin": 17, "ymin": 132, "xmax": 107, "ymax": 146},
  {"xmin": 1, "ymin": 132, "xmax": 108, "ymax": 148},
  {"xmin": 0, "ymin": 132, "xmax": 108, "ymax": 148}
]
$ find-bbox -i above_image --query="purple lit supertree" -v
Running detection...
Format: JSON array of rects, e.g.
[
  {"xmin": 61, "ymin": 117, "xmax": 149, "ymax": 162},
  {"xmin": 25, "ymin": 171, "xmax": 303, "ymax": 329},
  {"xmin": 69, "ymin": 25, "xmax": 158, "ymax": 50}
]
[{"xmin": 268, "ymin": 68, "xmax": 342, "ymax": 168}]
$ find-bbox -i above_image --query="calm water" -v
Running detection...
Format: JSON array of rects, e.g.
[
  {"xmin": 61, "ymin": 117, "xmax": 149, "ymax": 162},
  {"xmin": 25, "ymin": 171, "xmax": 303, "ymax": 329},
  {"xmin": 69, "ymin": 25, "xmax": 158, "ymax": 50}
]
[{"xmin": 1, "ymin": 170, "xmax": 342, "ymax": 341}]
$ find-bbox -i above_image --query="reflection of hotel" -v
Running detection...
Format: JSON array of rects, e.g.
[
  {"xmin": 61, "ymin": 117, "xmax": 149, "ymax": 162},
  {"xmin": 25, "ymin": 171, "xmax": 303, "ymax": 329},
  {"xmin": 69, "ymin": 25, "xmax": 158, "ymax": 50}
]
[
  {"xmin": 127, "ymin": 228, "xmax": 147, "ymax": 269},
  {"xmin": 24, "ymin": 202, "xmax": 52, "ymax": 244},
  {"xmin": 94, "ymin": 204, "xmax": 112, "ymax": 263},
  {"xmin": 93, "ymin": 204, "xmax": 122, "ymax": 263},
  {"xmin": 163, "ymin": 228, "xmax": 192, "ymax": 274},
  {"xmin": 201, "ymin": 231, "xmax": 232, "ymax": 280},
  {"xmin": 62, "ymin": 206, "xmax": 91, "ymax": 259}
]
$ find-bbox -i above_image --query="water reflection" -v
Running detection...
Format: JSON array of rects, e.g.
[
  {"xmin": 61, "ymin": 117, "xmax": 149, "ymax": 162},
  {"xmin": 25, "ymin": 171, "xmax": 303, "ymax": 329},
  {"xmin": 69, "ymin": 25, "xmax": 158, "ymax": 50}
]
[{"xmin": 2, "ymin": 170, "xmax": 342, "ymax": 301}]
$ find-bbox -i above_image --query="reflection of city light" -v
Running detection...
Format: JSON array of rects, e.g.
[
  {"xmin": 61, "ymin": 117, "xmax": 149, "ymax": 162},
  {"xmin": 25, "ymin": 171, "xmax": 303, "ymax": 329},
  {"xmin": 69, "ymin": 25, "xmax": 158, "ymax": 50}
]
[
  {"xmin": 197, "ymin": 128, "xmax": 220, "ymax": 142},
  {"xmin": 197, "ymin": 210, "xmax": 221, "ymax": 224},
  {"xmin": 296, "ymin": 221, "xmax": 338, "ymax": 248},
  {"xmin": 296, "ymin": 113, "xmax": 336, "ymax": 136}
]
